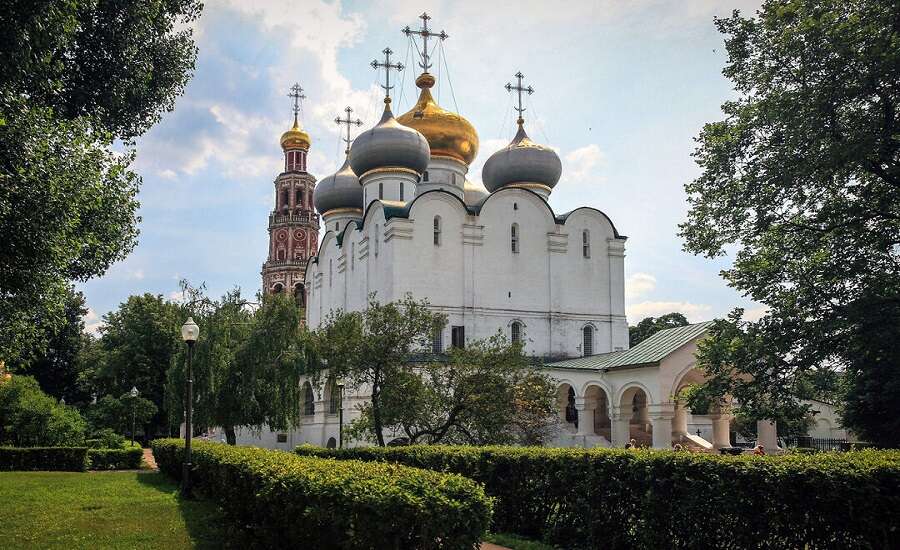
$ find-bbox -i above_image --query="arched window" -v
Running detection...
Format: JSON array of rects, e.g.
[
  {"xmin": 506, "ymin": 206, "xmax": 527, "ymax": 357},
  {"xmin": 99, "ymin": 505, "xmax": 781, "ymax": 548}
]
[
  {"xmin": 294, "ymin": 283, "xmax": 305, "ymax": 308},
  {"xmin": 511, "ymin": 223, "xmax": 520, "ymax": 253},
  {"xmin": 378, "ymin": 182, "xmax": 384, "ymax": 200},
  {"xmin": 565, "ymin": 386, "xmax": 579, "ymax": 427},
  {"xmin": 433, "ymin": 216, "xmax": 441, "ymax": 246},
  {"xmin": 583, "ymin": 325, "xmax": 594, "ymax": 356},
  {"xmin": 296, "ymin": 188, "xmax": 303, "ymax": 208},
  {"xmin": 582, "ymin": 230, "xmax": 591, "ymax": 258},
  {"xmin": 326, "ymin": 437, "xmax": 337, "ymax": 449},
  {"xmin": 400, "ymin": 182, "xmax": 405, "ymax": 200},
  {"xmin": 327, "ymin": 379, "xmax": 341, "ymax": 414},
  {"xmin": 281, "ymin": 189, "xmax": 289, "ymax": 209},
  {"xmin": 273, "ymin": 283, "xmax": 284, "ymax": 294},
  {"xmin": 277, "ymin": 249, "xmax": 286, "ymax": 261},
  {"xmin": 302, "ymin": 382, "xmax": 315, "ymax": 416},
  {"xmin": 511, "ymin": 321, "xmax": 522, "ymax": 344}
]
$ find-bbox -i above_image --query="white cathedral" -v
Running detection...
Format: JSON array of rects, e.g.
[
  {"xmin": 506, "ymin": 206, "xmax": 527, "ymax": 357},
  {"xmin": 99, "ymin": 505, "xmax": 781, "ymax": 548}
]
[{"xmin": 234, "ymin": 14, "xmax": 790, "ymax": 454}]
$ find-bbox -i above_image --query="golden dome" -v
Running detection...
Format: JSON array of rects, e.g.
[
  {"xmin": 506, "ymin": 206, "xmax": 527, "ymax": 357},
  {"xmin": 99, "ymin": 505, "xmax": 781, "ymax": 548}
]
[
  {"xmin": 280, "ymin": 118, "xmax": 311, "ymax": 151},
  {"xmin": 397, "ymin": 73, "xmax": 479, "ymax": 165}
]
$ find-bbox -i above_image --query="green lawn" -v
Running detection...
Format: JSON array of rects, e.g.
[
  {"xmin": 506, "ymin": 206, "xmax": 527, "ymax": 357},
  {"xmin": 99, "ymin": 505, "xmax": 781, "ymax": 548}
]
[{"xmin": 0, "ymin": 471, "xmax": 224, "ymax": 549}]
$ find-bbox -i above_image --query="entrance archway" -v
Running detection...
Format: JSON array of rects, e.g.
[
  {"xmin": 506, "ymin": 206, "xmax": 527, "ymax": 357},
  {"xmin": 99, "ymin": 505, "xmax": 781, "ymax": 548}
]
[
  {"xmin": 619, "ymin": 385, "xmax": 652, "ymax": 447},
  {"xmin": 583, "ymin": 385, "xmax": 611, "ymax": 440},
  {"xmin": 557, "ymin": 384, "xmax": 577, "ymax": 433}
]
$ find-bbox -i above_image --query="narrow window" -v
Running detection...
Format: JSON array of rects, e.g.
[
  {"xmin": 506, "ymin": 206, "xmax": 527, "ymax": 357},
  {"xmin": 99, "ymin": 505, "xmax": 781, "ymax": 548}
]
[
  {"xmin": 374, "ymin": 224, "xmax": 380, "ymax": 256},
  {"xmin": 379, "ymin": 182, "xmax": 384, "ymax": 200},
  {"xmin": 303, "ymin": 383, "xmax": 315, "ymax": 416},
  {"xmin": 400, "ymin": 182, "xmax": 405, "ymax": 201},
  {"xmin": 511, "ymin": 223, "xmax": 519, "ymax": 253},
  {"xmin": 281, "ymin": 189, "xmax": 289, "ymax": 209},
  {"xmin": 583, "ymin": 325, "xmax": 594, "ymax": 356},
  {"xmin": 451, "ymin": 326, "xmax": 465, "ymax": 349},
  {"xmin": 329, "ymin": 259, "xmax": 333, "ymax": 287},
  {"xmin": 351, "ymin": 242, "xmax": 355, "ymax": 270},
  {"xmin": 582, "ymin": 230, "xmax": 590, "ymax": 258},
  {"xmin": 433, "ymin": 215, "xmax": 441, "ymax": 246},
  {"xmin": 432, "ymin": 328, "xmax": 443, "ymax": 354},
  {"xmin": 327, "ymin": 380, "xmax": 341, "ymax": 414},
  {"xmin": 423, "ymin": 170, "xmax": 429, "ymax": 182},
  {"xmin": 511, "ymin": 321, "xmax": 522, "ymax": 344},
  {"xmin": 296, "ymin": 188, "xmax": 303, "ymax": 208},
  {"xmin": 335, "ymin": 222, "xmax": 339, "ymax": 232}
]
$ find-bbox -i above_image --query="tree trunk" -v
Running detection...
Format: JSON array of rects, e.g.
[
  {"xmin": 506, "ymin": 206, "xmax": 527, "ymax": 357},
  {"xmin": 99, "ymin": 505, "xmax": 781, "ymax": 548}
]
[
  {"xmin": 225, "ymin": 425, "xmax": 236, "ymax": 445},
  {"xmin": 371, "ymin": 374, "xmax": 386, "ymax": 447}
]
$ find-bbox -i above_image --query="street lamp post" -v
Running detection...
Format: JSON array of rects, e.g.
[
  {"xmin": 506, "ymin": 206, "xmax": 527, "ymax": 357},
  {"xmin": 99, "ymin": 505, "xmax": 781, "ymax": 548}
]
[
  {"xmin": 180, "ymin": 317, "xmax": 199, "ymax": 498},
  {"xmin": 129, "ymin": 386, "xmax": 139, "ymax": 447},
  {"xmin": 336, "ymin": 378, "xmax": 345, "ymax": 449}
]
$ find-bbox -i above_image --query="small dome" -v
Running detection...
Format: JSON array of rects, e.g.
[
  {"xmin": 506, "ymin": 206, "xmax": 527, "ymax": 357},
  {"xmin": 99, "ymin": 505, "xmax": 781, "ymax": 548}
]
[
  {"xmin": 350, "ymin": 102, "xmax": 430, "ymax": 177},
  {"xmin": 463, "ymin": 179, "xmax": 489, "ymax": 205},
  {"xmin": 314, "ymin": 157, "xmax": 362, "ymax": 214},
  {"xmin": 398, "ymin": 73, "xmax": 479, "ymax": 165},
  {"xmin": 280, "ymin": 119, "xmax": 311, "ymax": 151},
  {"xmin": 482, "ymin": 123, "xmax": 561, "ymax": 193}
]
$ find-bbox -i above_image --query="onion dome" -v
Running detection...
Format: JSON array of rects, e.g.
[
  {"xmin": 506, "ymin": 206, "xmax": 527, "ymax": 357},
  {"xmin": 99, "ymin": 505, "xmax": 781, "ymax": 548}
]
[
  {"xmin": 280, "ymin": 118, "xmax": 311, "ymax": 151},
  {"xmin": 314, "ymin": 157, "xmax": 362, "ymax": 214},
  {"xmin": 482, "ymin": 121, "xmax": 561, "ymax": 193},
  {"xmin": 397, "ymin": 73, "xmax": 479, "ymax": 165},
  {"xmin": 463, "ymin": 178, "xmax": 488, "ymax": 205},
  {"xmin": 350, "ymin": 100, "xmax": 430, "ymax": 177}
]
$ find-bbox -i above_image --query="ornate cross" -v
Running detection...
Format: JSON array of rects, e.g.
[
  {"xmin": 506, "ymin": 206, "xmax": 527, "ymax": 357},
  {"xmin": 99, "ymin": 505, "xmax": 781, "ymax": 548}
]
[
  {"xmin": 402, "ymin": 12, "xmax": 447, "ymax": 73},
  {"xmin": 335, "ymin": 106, "xmax": 362, "ymax": 155},
  {"xmin": 371, "ymin": 47, "xmax": 404, "ymax": 101},
  {"xmin": 505, "ymin": 72, "xmax": 534, "ymax": 123},
  {"xmin": 288, "ymin": 82, "xmax": 306, "ymax": 124}
]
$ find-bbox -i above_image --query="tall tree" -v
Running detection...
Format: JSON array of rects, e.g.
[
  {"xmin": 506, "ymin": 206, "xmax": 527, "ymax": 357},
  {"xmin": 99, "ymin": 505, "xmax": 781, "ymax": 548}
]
[
  {"xmin": 0, "ymin": 0, "xmax": 202, "ymax": 363},
  {"xmin": 312, "ymin": 295, "xmax": 446, "ymax": 447},
  {"xmin": 629, "ymin": 313, "xmax": 689, "ymax": 347},
  {"xmin": 680, "ymin": 1, "xmax": 900, "ymax": 446}
]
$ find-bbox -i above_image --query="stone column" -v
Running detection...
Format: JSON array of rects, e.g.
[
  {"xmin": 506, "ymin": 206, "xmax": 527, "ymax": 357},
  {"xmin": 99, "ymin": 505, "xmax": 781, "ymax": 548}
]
[
  {"xmin": 650, "ymin": 415, "xmax": 674, "ymax": 449},
  {"xmin": 756, "ymin": 419, "xmax": 780, "ymax": 452},
  {"xmin": 611, "ymin": 407, "xmax": 631, "ymax": 448},
  {"xmin": 710, "ymin": 413, "xmax": 733, "ymax": 449},
  {"xmin": 672, "ymin": 402, "xmax": 689, "ymax": 438},
  {"xmin": 575, "ymin": 398, "xmax": 595, "ymax": 437}
]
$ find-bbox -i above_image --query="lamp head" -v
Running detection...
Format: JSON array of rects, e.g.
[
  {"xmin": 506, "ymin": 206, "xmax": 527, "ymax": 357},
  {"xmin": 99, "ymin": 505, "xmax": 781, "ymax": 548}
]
[
  {"xmin": 130, "ymin": 386, "xmax": 139, "ymax": 398},
  {"xmin": 336, "ymin": 378, "xmax": 345, "ymax": 390},
  {"xmin": 181, "ymin": 317, "xmax": 199, "ymax": 343}
]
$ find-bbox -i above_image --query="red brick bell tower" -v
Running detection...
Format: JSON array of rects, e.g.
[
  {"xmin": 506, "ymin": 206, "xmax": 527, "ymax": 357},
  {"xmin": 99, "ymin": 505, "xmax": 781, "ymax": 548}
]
[{"xmin": 261, "ymin": 83, "xmax": 319, "ymax": 304}]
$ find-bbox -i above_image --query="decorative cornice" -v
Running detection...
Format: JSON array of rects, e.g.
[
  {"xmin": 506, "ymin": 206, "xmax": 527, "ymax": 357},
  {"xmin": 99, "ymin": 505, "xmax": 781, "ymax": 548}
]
[
  {"xmin": 323, "ymin": 207, "xmax": 363, "ymax": 217},
  {"xmin": 508, "ymin": 182, "xmax": 552, "ymax": 192},
  {"xmin": 360, "ymin": 166, "xmax": 421, "ymax": 179}
]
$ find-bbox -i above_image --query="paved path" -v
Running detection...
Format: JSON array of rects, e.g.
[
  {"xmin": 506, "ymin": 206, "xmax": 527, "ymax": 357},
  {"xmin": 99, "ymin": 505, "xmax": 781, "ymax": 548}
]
[
  {"xmin": 142, "ymin": 448, "xmax": 157, "ymax": 470},
  {"xmin": 479, "ymin": 543, "xmax": 511, "ymax": 550}
]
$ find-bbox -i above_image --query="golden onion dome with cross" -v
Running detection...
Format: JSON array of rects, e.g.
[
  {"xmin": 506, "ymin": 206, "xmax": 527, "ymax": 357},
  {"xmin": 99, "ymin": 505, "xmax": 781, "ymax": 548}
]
[
  {"xmin": 397, "ymin": 73, "xmax": 479, "ymax": 165},
  {"xmin": 280, "ymin": 118, "xmax": 311, "ymax": 151}
]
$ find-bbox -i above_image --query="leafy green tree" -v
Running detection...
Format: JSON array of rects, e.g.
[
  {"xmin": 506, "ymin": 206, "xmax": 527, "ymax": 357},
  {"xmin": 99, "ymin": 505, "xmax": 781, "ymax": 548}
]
[
  {"xmin": 84, "ymin": 393, "xmax": 157, "ymax": 438},
  {"xmin": 0, "ymin": 0, "xmax": 202, "ymax": 363},
  {"xmin": 679, "ymin": 1, "xmax": 900, "ymax": 446},
  {"xmin": 94, "ymin": 294, "xmax": 183, "ymax": 437},
  {"xmin": 167, "ymin": 290, "xmax": 309, "ymax": 444},
  {"xmin": 629, "ymin": 313, "xmax": 689, "ymax": 347},
  {"xmin": 347, "ymin": 334, "xmax": 558, "ymax": 446},
  {"xmin": 312, "ymin": 295, "xmax": 446, "ymax": 446},
  {"xmin": 0, "ymin": 374, "xmax": 86, "ymax": 446}
]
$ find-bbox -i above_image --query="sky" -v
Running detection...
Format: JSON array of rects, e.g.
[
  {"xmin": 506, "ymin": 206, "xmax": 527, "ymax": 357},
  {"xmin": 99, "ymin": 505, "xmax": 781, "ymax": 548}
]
[{"xmin": 78, "ymin": 0, "xmax": 766, "ymax": 334}]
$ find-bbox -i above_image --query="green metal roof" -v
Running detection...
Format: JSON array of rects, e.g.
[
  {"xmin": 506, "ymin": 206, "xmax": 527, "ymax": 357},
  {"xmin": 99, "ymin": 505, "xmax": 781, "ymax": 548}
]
[{"xmin": 545, "ymin": 321, "xmax": 714, "ymax": 371}]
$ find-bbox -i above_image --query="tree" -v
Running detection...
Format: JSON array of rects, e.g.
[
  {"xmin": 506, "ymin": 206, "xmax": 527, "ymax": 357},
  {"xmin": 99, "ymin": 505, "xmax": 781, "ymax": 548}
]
[
  {"xmin": 0, "ymin": 0, "xmax": 202, "ymax": 363},
  {"xmin": 347, "ymin": 334, "xmax": 558, "ymax": 446},
  {"xmin": 0, "ymin": 374, "xmax": 86, "ymax": 446},
  {"xmin": 312, "ymin": 295, "xmax": 446, "ymax": 446},
  {"xmin": 167, "ymin": 289, "xmax": 309, "ymax": 444},
  {"xmin": 7, "ymin": 286, "xmax": 91, "ymax": 404},
  {"xmin": 94, "ymin": 294, "xmax": 183, "ymax": 437},
  {"xmin": 84, "ymin": 392, "xmax": 157, "ymax": 438},
  {"xmin": 679, "ymin": 1, "xmax": 900, "ymax": 446},
  {"xmin": 629, "ymin": 313, "xmax": 689, "ymax": 347}
]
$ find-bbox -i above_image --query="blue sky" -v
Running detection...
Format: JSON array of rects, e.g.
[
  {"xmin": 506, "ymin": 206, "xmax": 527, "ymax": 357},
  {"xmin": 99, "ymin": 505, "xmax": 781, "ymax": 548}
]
[{"xmin": 79, "ymin": 0, "xmax": 765, "ymax": 333}]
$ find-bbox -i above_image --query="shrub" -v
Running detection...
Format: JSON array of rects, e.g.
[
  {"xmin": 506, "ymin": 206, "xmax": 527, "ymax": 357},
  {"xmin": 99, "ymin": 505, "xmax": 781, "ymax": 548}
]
[
  {"xmin": 294, "ymin": 445, "xmax": 900, "ymax": 550},
  {"xmin": 86, "ymin": 428, "xmax": 126, "ymax": 449},
  {"xmin": 152, "ymin": 438, "xmax": 492, "ymax": 549},
  {"xmin": 87, "ymin": 447, "xmax": 143, "ymax": 470},
  {"xmin": 0, "ymin": 375, "xmax": 86, "ymax": 446},
  {"xmin": 0, "ymin": 446, "xmax": 88, "ymax": 471}
]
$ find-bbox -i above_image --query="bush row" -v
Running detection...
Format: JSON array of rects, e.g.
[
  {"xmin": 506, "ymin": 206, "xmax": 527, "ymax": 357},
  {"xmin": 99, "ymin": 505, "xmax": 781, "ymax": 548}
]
[
  {"xmin": 87, "ymin": 447, "xmax": 143, "ymax": 470},
  {"xmin": 152, "ymin": 438, "xmax": 492, "ymax": 549},
  {"xmin": 294, "ymin": 445, "xmax": 900, "ymax": 549},
  {"xmin": 0, "ymin": 446, "xmax": 88, "ymax": 471}
]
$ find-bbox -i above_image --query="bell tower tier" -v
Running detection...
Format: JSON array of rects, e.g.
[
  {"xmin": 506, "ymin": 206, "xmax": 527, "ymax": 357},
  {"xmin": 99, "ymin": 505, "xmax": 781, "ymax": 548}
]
[{"xmin": 261, "ymin": 83, "xmax": 319, "ymax": 304}]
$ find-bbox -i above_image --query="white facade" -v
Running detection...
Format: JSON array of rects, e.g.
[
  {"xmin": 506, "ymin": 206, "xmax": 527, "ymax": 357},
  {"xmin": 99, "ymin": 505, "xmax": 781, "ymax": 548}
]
[{"xmin": 305, "ymin": 187, "xmax": 629, "ymax": 358}]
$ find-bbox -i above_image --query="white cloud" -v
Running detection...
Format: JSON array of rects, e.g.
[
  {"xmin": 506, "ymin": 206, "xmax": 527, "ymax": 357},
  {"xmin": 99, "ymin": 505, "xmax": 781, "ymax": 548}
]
[
  {"xmin": 168, "ymin": 290, "xmax": 187, "ymax": 303},
  {"xmin": 626, "ymin": 301, "xmax": 713, "ymax": 323},
  {"xmin": 82, "ymin": 308, "xmax": 103, "ymax": 336},
  {"xmin": 565, "ymin": 144, "xmax": 606, "ymax": 181},
  {"xmin": 742, "ymin": 305, "xmax": 769, "ymax": 322},
  {"xmin": 625, "ymin": 272, "xmax": 656, "ymax": 300}
]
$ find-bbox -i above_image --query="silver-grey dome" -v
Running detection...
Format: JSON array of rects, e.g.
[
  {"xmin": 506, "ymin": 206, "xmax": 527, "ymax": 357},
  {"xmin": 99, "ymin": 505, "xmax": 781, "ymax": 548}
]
[
  {"xmin": 349, "ymin": 103, "xmax": 430, "ymax": 177},
  {"xmin": 463, "ymin": 178, "xmax": 489, "ymax": 205},
  {"xmin": 314, "ymin": 157, "xmax": 362, "ymax": 214},
  {"xmin": 482, "ymin": 124, "xmax": 562, "ymax": 193}
]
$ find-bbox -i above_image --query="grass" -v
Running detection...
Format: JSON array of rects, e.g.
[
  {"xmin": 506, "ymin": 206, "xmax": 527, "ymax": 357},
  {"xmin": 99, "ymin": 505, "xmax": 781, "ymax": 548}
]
[
  {"xmin": 0, "ymin": 471, "xmax": 224, "ymax": 549},
  {"xmin": 484, "ymin": 532, "xmax": 558, "ymax": 550}
]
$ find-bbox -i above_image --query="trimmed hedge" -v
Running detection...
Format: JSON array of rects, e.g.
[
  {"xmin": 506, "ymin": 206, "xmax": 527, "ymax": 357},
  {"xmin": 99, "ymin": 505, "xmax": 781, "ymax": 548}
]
[
  {"xmin": 87, "ymin": 447, "xmax": 143, "ymax": 470},
  {"xmin": 294, "ymin": 445, "xmax": 900, "ymax": 549},
  {"xmin": 152, "ymin": 438, "xmax": 492, "ymax": 549},
  {"xmin": 0, "ymin": 446, "xmax": 88, "ymax": 471}
]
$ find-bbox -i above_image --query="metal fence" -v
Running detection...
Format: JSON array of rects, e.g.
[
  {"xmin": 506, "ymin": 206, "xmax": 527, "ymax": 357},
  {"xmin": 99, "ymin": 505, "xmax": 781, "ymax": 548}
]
[{"xmin": 783, "ymin": 436, "xmax": 851, "ymax": 452}]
